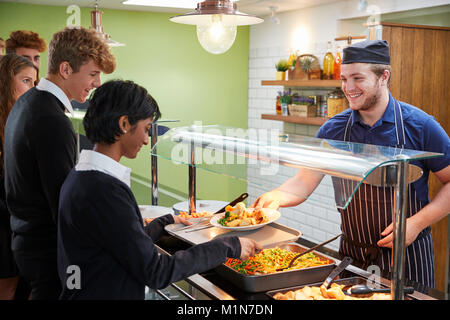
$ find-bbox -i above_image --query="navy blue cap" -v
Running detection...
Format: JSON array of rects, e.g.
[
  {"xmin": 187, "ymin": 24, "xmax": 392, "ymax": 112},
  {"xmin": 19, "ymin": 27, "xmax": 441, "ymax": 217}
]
[{"xmin": 342, "ymin": 40, "xmax": 390, "ymax": 65}]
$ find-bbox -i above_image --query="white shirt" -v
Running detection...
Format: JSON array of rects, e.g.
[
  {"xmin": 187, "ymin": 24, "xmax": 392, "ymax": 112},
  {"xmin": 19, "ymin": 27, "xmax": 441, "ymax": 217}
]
[
  {"xmin": 36, "ymin": 78, "xmax": 74, "ymax": 116},
  {"xmin": 75, "ymin": 150, "xmax": 131, "ymax": 188}
]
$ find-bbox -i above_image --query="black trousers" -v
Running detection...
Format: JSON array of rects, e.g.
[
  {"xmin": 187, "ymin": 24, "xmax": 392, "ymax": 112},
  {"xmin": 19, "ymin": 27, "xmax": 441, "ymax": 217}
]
[{"xmin": 13, "ymin": 248, "xmax": 61, "ymax": 300}]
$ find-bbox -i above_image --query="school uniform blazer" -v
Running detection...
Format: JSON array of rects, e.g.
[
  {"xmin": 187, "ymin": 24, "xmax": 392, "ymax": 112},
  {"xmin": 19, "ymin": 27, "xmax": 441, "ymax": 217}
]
[
  {"xmin": 57, "ymin": 170, "xmax": 242, "ymax": 300},
  {"xmin": 4, "ymin": 87, "xmax": 77, "ymax": 252}
]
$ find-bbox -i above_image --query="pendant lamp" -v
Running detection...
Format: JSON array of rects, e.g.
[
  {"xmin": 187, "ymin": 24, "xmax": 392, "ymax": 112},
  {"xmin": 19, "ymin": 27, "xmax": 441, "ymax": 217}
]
[
  {"xmin": 91, "ymin": 1, "xmax": 125, "ymax": 47},
  {"xmin": 170, "ymin": 0, "xmax": 263, "ymax": 54}
]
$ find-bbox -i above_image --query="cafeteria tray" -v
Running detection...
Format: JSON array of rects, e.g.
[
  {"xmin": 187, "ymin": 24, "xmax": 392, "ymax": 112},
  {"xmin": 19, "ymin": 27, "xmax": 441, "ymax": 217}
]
[
  {"xmin": 215, "ymin": 243, "xmax": 336, "ymax": 293},
  {"xmin": 266, "ymin": 276, "xmax": 402, "ymax": 300},
  {"xmin": 164, "ymin": 222, "xmax": 301, "ymax": 248}
]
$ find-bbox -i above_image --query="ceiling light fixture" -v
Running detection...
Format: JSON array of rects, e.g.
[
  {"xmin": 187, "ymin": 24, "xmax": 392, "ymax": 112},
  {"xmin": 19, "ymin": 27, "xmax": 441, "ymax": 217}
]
[
  {"xmin": 91, "ymin": 1, "xmax": 125, "ymax": 47},
  {"xmin": 169, "ymin": 0, "xmax": 263, "ymax": 55},
  {"xmin": 269, "ymin": 6, "xmax": 280, "ymax": 25},
  {"xmin": 122, "ymin": 0, "xmax": 198, "ymax": 9},
  {"xmin": 358, "ymin": 0, "xmax": 368, "ymax": 12}
]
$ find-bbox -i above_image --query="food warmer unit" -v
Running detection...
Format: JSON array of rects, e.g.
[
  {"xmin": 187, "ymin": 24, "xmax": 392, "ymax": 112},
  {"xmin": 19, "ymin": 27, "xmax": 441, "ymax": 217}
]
[{"xmin": 149, "ymin": 125, "xmax": 445, "ymax": 300}]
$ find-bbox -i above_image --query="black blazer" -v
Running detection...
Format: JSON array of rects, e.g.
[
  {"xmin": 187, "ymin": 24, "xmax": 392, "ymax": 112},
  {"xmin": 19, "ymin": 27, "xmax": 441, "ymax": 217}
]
[{"xmin": 4, "ymin": 87, "xmax": 77, "ymax": 251}]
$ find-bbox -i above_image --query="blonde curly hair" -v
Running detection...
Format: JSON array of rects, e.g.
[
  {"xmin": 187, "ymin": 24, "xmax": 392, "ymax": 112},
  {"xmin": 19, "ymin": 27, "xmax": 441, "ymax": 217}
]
[{"xmin": 48, "ymin": 26, "xmax": 116, "ymax": 75}]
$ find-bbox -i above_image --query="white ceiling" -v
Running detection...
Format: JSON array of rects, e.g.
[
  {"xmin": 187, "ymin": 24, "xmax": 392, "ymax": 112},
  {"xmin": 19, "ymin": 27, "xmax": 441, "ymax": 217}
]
[{"xmin": 1, "ymin": 0, "xmax": 341, "ymax": 17}]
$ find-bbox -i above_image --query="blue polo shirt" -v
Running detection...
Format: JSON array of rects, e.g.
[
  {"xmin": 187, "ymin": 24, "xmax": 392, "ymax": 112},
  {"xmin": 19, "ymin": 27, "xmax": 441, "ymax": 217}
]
[{"xmin": 316, "ymin": 93, "xmax": 450, "ymax": 204}]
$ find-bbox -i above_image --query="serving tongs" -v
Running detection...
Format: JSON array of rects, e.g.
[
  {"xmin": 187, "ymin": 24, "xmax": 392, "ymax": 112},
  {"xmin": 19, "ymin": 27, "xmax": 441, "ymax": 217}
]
[
  {"xmin": 343, "ymin": 284, "xmax": 414, "ymax": 297},
  {"xmin": 175, "ymin": 193, "xmax": 249, "ymax": 232},
  {"xmin": 276, "ymin": 234, "xmax": 342, "ymax": 272},
  {"xmin": 321, "ymin": 256, "xmax": 353, "ymax": 289}
]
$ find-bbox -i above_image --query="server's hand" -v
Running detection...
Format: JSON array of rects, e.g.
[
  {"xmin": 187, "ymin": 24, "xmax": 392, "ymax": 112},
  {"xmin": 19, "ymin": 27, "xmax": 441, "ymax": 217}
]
[
  {"xmin": 377, "ymin": 217, "xmax": 422, "ymax": 248},
  {"xmin": 250, "ymin": 190, "xmax": 282, "ymax": 210}
]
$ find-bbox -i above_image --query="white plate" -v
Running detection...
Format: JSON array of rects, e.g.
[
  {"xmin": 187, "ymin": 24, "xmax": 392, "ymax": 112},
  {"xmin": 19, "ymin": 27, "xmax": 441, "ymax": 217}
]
[
  {"xmin": 209, "ymin": 208, "xmax": 281, "ymax": 231},
  {"xmin": 139, "ymin": 205, "xmax": 172, "ymax": 219},
  {"xmin": 173, "ymin": 200, "xmax": 228, "ymax": 215}
]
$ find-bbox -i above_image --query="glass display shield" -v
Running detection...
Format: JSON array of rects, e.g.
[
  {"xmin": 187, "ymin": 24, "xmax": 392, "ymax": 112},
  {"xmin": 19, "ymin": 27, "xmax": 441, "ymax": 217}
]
[{"xmin": 150, "ymin": 125, "xmax": 443, "ymax": 209}]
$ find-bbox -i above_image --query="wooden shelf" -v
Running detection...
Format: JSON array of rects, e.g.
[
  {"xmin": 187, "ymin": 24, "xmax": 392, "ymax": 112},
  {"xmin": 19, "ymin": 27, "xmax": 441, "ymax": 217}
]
[
  {"xmin": 261, "ymin": 79, "xmax": 341, "ymax": 87},
  {"xmin": 262, "ymin": 114, "xmax": 327, "ymax": 126}
]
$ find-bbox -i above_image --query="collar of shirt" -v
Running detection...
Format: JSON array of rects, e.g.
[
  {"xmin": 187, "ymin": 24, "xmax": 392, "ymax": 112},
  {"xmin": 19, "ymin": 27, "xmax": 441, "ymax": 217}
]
[
  {"xmin": 351, "ymin": 92, "xmax": 396, "ymax": 128},
  {"xmin": 75, "ymin": 150, "xmax": 131, "ymax": 188},
  {"xmin": 36, "ymin": 78, "xmax": 74, "ymax": 116}
]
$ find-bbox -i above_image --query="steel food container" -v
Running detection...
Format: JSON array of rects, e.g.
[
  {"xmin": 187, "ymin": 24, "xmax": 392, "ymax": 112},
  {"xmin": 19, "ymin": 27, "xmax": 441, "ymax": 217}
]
[
  {"xmin": 215, "ymin": 243, "xmax": 336, "ymax": 293},
  {"xmin": 266, "ymin": 276, "xmax": 404, "ymax": 300}
]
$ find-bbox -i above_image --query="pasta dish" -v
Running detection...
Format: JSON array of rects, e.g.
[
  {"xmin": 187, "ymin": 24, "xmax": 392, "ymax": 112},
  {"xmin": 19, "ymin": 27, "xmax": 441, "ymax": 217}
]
[{"xmin": 225, "ymin": 247, "xmax": 332, "ymax": 275}]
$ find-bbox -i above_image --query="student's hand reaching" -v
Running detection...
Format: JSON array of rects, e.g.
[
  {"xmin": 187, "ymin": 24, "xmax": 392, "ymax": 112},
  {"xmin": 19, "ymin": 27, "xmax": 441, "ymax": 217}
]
[
  {"xmin": 238, "ymin": 238, "xmax": 263, "ymax": 260},
  {"xmin": 172, "ymin": 215, "xmax": 192, "ymax": 226}
]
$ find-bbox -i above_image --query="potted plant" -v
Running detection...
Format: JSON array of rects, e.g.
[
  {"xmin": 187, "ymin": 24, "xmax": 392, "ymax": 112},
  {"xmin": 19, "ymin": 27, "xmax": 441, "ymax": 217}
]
[
  {"xmin": 275, "ymin": 59, "xmax": 289, "ymax": 81},
  {"xmin": 298, "ymin": 54, "xmax": 321, "ymax": 79}
]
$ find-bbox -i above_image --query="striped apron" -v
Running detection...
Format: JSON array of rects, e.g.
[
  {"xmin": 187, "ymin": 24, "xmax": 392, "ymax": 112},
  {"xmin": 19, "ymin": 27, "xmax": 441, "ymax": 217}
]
[{"xmin": 334, "ymin": 99, "xmax": 435, "ymax": 288}]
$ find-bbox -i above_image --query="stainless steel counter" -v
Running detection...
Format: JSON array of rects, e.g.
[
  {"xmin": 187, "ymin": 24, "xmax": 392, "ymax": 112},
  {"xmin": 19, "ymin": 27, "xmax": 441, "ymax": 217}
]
[{"xmin": 149, "ymin": 235, "xmax": 444, "ymax": 300}]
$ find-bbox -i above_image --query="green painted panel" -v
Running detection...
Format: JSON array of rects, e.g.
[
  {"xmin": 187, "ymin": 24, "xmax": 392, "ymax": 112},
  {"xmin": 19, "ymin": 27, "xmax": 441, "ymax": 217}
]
[{"xmin": 1, "ymin": 2, "xmax": 248, "ymax": 204}]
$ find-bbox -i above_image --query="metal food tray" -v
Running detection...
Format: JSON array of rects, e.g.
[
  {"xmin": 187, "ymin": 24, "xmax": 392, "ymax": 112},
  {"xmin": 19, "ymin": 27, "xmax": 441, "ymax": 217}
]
[
  {"xmin": 165, "ymin": 222, "xmax": 302, "ymax": 248},
  {"xmin": 266, "ymin": 276, "xmax": 404, "ymax": 300},
  {"xmin": 215, "ymin": 243, "xmax": 336, "ymax": 293}
]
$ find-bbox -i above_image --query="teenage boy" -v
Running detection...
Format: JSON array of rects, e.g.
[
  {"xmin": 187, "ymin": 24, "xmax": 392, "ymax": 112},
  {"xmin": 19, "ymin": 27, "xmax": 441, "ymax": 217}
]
[{"xmin": 5, "ymin": 30, "xmax": 47, "ymax": 69}]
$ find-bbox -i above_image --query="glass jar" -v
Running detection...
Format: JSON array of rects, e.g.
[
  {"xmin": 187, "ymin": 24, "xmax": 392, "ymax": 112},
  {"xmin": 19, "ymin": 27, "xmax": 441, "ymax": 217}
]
[{"xmin": 327, "ymin": 90, "xmax": 345, "ymax": 118}]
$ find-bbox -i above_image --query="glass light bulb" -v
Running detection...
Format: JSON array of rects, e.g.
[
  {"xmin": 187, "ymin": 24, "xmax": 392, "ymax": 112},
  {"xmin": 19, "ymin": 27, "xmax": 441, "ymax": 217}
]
[{"xmin": 196, "ymin": 14, "xmax": 237, "ymax": 54}]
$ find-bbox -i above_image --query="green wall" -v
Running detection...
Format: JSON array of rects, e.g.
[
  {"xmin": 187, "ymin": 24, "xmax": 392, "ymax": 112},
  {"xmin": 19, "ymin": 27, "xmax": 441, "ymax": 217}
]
[{"xmin": 0, "ymin": 2, "xmax": 249, "ymax": 207}]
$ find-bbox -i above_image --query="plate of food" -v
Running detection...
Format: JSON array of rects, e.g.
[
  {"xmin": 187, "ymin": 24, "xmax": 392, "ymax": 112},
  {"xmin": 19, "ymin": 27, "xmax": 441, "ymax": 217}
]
[
  {"xmin": 210, "ymin": 202, "xmax": 280, "ymax": 231},
  {"xmin": 178, "ymin": 210, "xmax": 214, "ymax": 219}
]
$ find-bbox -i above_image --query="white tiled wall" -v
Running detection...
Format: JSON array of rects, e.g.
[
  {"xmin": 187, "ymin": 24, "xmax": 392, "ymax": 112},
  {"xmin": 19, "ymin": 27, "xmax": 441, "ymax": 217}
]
[{"xmin": 247, "ymin": 44, "xmax": 342, "ymax": 251}]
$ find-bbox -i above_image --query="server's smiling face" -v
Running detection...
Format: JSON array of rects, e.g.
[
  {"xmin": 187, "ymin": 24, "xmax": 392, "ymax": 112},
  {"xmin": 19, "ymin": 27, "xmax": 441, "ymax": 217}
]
[{"xmin": 340, "ymin": 63, "xmax": 384, "ymax": 112}]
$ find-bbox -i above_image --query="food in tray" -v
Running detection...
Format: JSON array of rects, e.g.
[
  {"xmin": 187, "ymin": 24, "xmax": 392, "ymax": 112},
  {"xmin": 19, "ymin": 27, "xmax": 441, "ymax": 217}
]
[
  {"xmin": 178, "ymin": 211, "xmax": 213, "ymax": 219},
  {"xmin": 218, "ymin": 202, "xmax": 268, "ymax": 227},
  {"xmin": 143, "ymin": 217, "xmax": 154, "ymax": 226},
  {"xmin": 225, "ymin": 247, "xmax": 332, "ymax": 275},
  {"xmin": 273, "ymin": 283, "xmax": 391, "ymax": 300}
]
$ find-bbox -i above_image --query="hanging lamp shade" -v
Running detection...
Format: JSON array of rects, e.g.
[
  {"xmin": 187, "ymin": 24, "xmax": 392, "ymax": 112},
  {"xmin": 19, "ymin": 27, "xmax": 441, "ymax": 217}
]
[
  {"xmin": 170, "ymin": 1, "xmax": 263, "ymax": 26},
  {"xmin": 170, "ymin": 1, "xmax": 263, "ymax": 54},
  {"xmin": 91, "ymin": 3, "xmax": 125, "ymax": 47}
]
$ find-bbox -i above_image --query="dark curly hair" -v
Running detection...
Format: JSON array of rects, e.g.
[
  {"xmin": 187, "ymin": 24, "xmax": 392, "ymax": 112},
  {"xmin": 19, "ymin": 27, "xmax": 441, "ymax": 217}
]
[{"xmin": 83, "ymin": 80, "xmax": 161, "ymax": 145}]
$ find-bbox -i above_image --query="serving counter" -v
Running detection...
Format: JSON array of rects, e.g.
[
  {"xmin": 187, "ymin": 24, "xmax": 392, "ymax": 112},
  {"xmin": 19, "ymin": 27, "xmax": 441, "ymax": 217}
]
[
  {"xmin": 148, "ymin": 125, "xmax": 446, "ymax": 300},
  {"xmin": 147, "ymin": 235, "xmax": 443, "ymax": 300}
]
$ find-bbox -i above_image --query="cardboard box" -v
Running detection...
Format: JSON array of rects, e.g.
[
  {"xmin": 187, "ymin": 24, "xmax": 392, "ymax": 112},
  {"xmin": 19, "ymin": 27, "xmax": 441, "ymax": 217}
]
[{"xmin": 288, "ymin": 104, "xmax": 317, "ymax": 117}]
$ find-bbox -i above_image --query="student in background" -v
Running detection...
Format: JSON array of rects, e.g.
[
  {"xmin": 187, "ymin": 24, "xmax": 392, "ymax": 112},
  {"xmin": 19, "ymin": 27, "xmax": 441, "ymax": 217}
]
[
  {"xmin": 5, "ymin": 30, "xmax": 46, "ymax": 69},
  {"xmin": 0, "ymin": 54, "xmax": 37, "ymax": 300}
]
